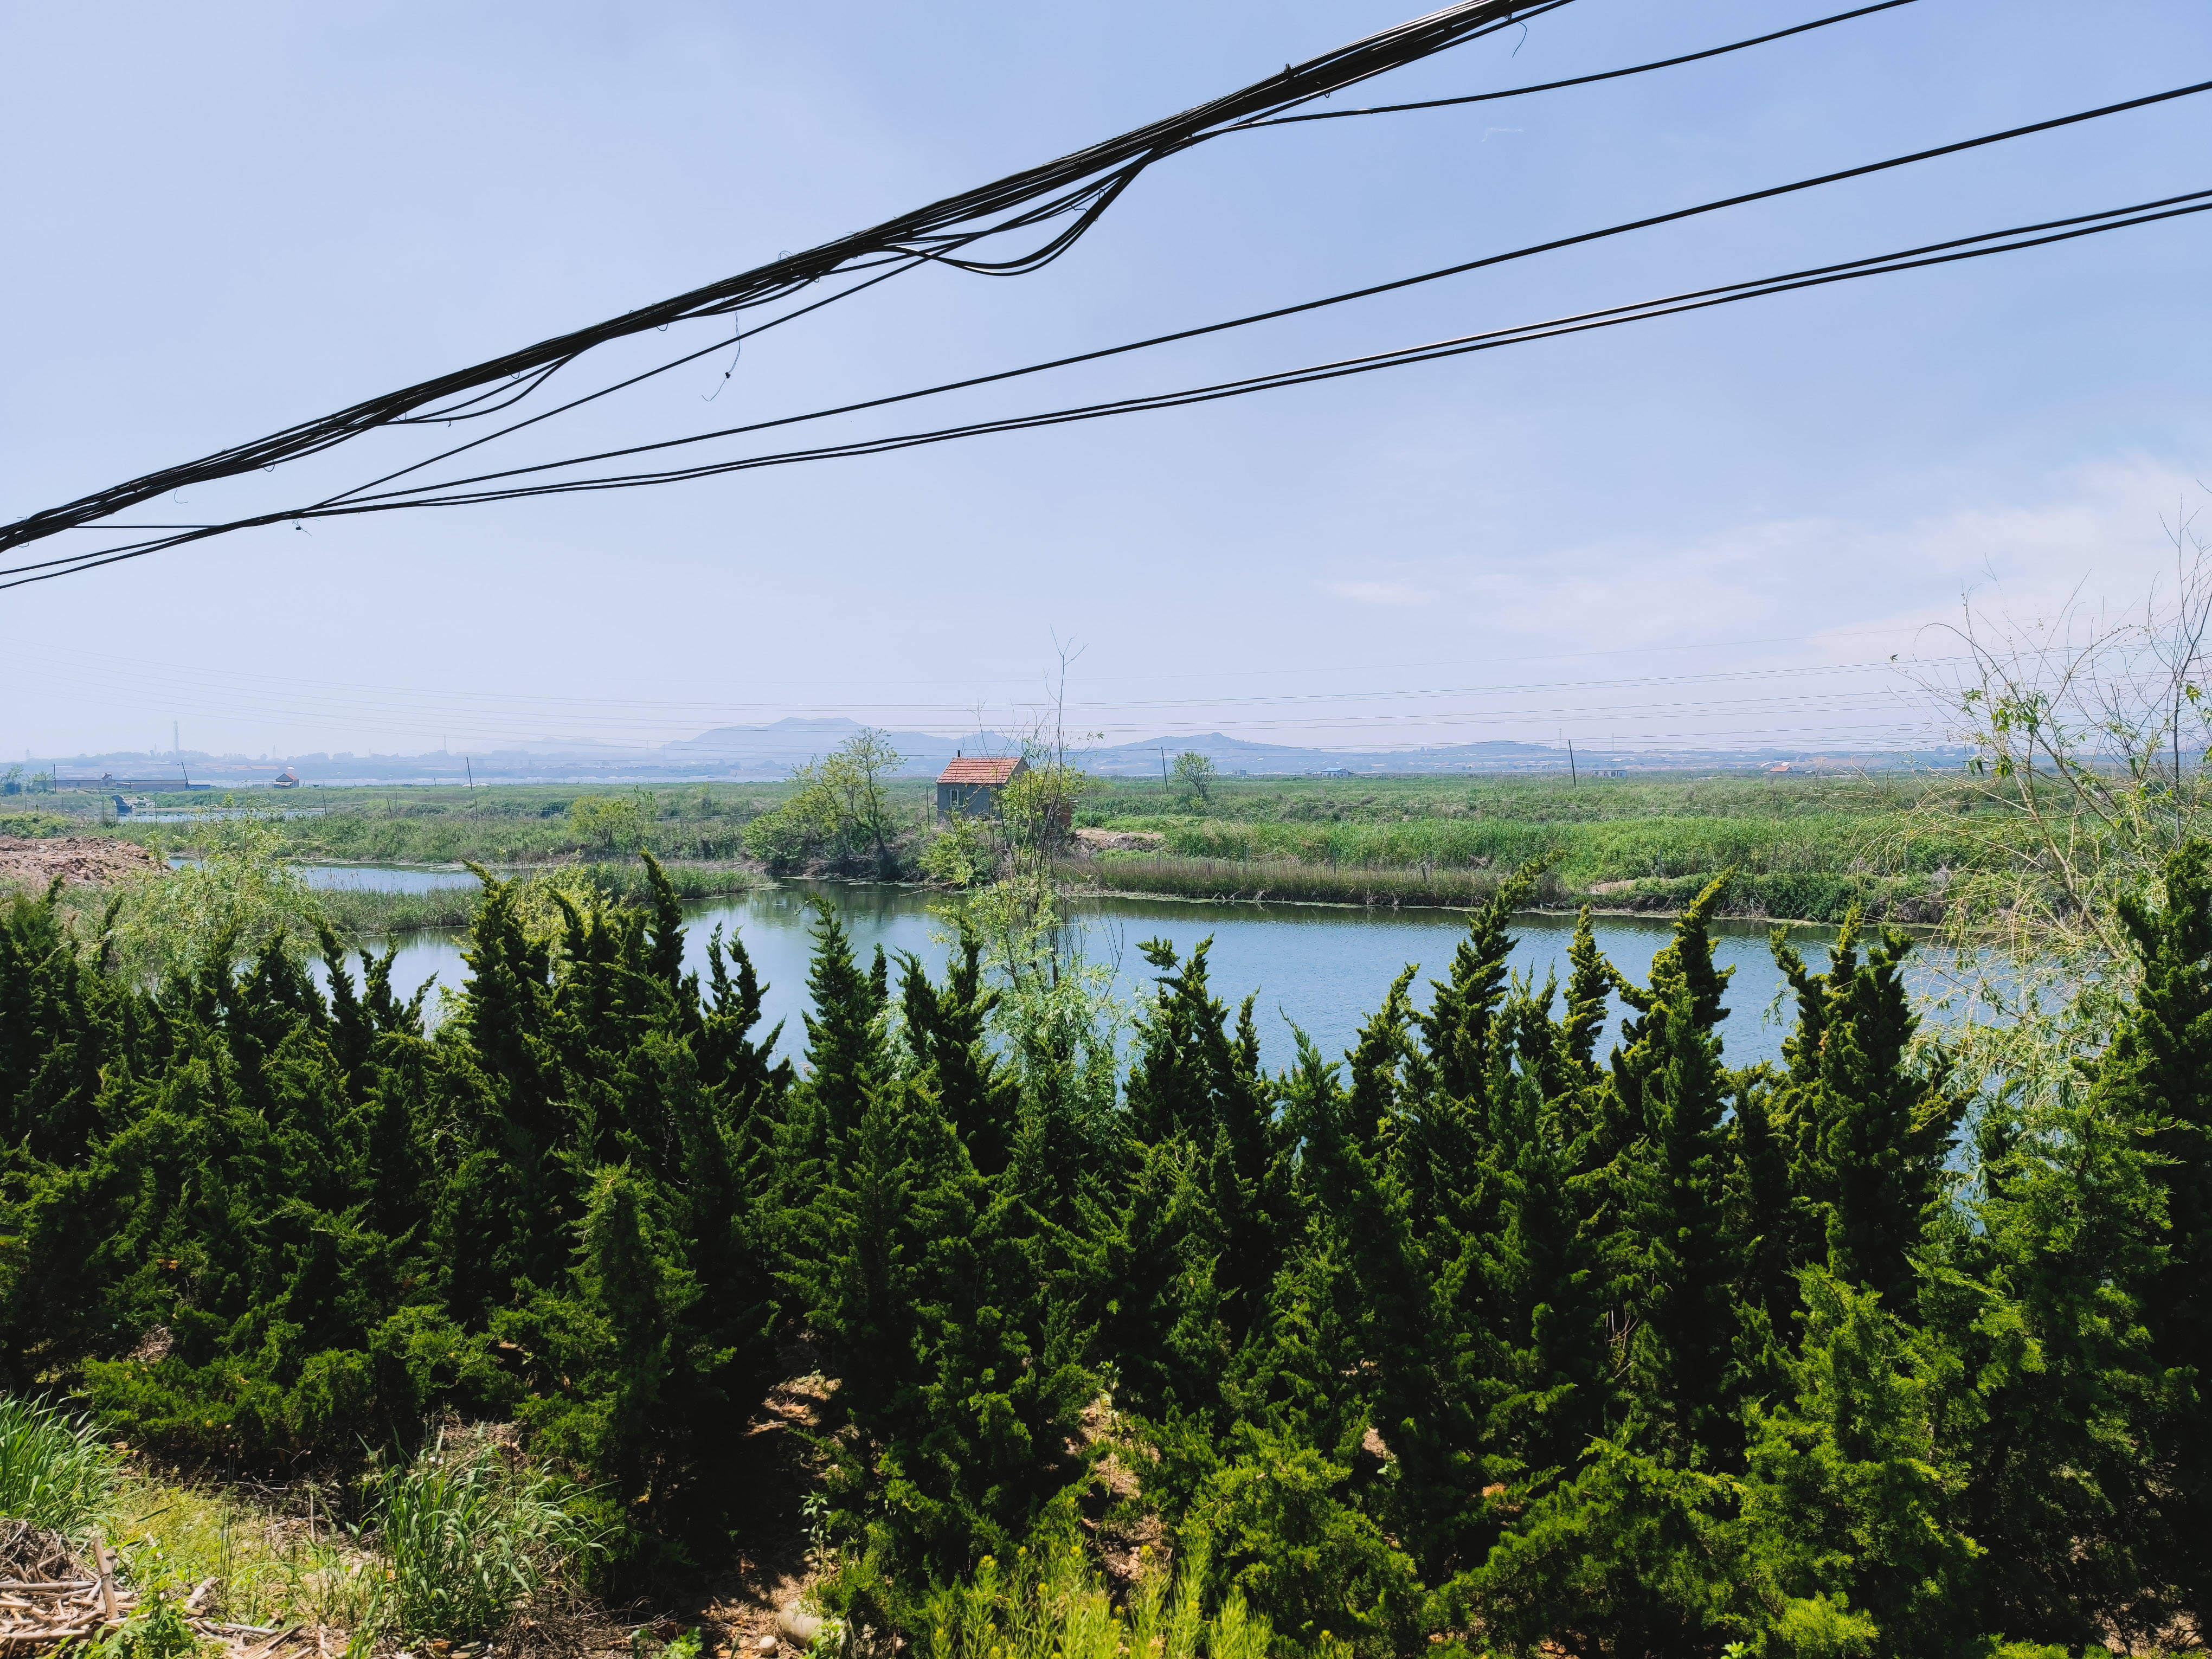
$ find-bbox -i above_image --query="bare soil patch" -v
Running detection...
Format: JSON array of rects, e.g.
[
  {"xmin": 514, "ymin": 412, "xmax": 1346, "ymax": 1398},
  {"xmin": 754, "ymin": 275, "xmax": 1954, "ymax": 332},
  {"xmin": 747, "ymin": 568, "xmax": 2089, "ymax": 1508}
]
[
  {"xmin": 0, "ymin": 835, "xmax": 164, "ymax": 888},
  {"xmin": 1073, "ymin": 828, "xmax": 1165, "ymax": 853}
]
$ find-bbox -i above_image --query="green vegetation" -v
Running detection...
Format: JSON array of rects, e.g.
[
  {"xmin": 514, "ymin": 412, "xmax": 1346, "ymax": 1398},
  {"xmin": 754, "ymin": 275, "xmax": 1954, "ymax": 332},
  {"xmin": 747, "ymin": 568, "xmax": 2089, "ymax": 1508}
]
[
  {"xmin": 6, "ymin": 798, "xmax": 2210, "ymax": 1651},
  {"xmin": 375, "ymin": 1441, "xmax": 602, "ymax": 1641},
  {"xmin": 0, "ymin": 1394, "xmax": 593, "ymax": 1645},
  {"xmin": 1171, "ymin": 751, "xmax": 1218, "ymax": 806},
  {"xmin": 0, "ymin": 1395, "xmax": 124, "ymax": 1539},
  {"xmin": 0, "ymin": 748, "xmax": 2044, "ymax": 928},
  {"xmin": 11, "ymin": 780, "xmax": 807, "ymax": 866},
  {"xmin": 112, "ymin": 1472, "xmax": 384, "ymax": 1635},
  {"xmin": 744, "ymin": 729, "xmax": 916, "ymax": 876},
  {"xmin": 917, "ymin": 1541, "xmax": 1269, "ymax": 1659},
  {"xmin": 1071, "ymin": 770, "xmax": 1980, "ymax": 922},
  {"xmin": 3, "ymin": 748, "xmax": 2000, "ymax": 927}
]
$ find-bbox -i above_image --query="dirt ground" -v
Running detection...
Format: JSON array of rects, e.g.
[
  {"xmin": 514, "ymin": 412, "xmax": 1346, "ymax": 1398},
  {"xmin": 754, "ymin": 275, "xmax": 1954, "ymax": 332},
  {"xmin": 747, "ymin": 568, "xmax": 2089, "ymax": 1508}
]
[
  {"xmin": 1072, "ymin": 828, "xmax": 1166, "ymax": 853},
  {"xmin": 0, "ymin": 834, "xmax": 164, "ymax": 888},
  {"xmin": 680, "ymin": 1349, "xmax": 834, "ymax": 1658}
]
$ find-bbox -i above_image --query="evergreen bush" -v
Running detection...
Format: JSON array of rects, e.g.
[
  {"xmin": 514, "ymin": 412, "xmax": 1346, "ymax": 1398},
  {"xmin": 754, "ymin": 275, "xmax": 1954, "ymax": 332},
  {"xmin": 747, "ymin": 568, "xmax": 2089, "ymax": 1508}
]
[{"xmin": 4, "ymin": 829, "xmax": 2208, "ymax": 1654}]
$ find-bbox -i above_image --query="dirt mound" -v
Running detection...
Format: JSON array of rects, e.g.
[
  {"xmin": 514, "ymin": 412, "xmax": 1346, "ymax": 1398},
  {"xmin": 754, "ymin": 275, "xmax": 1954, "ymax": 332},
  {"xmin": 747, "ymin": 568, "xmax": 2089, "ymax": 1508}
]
[
  {"xmin": 1073, "ymin": 828, "xmax": 1165, "ymax": 853},
  {"xmin": 0, "ymin": 836, "xmax": 164, "ymax": 889}
]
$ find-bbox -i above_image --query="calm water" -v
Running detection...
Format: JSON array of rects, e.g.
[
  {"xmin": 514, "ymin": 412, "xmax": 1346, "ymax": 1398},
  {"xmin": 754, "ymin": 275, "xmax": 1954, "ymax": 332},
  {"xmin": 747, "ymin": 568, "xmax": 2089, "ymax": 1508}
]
[
  {"xmin": 130, "ymin": 807, "xmax": 327, "ymax": 822},
  {"xmin": 170, "ymin": 859, "xmax": 481, "ymax": 893},
  {"xmin": 293, "ymin": 863, "xmax": 480, "ymax": 893},
  {"xmin": 316, "ymin": 878, "xmax": 1925, "ymax": 1073}
]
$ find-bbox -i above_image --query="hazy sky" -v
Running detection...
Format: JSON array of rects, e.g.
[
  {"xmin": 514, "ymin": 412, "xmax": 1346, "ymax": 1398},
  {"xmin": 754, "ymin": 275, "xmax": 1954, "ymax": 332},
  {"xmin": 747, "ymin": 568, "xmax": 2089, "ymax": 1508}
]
[{"xmin": 4, "ymin": 0, "xmax": 2208, "ymax": 761}]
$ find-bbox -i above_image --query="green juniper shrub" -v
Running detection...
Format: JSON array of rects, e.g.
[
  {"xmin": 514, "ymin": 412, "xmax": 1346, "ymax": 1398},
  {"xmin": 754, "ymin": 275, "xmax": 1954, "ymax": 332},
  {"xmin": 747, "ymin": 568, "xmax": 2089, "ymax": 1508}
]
[{"xmin": 7, "ymin": 826, "xmax": 2212, "ymax": 1655}]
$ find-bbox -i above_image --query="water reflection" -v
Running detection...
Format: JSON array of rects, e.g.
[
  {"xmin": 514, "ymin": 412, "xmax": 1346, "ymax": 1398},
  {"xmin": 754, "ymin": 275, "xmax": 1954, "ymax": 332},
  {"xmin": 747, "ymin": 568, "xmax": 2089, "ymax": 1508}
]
[
  {"xmin": 128, "ymin": 807, "xmax": 327, "ymax": 821},
  {"xmin": 320, "ymin": 879, "xmax": 1912, "ymax": 1073},
  {"xmin": 168, "ymin": 859, "xmax": 480, "ymax": 893}
]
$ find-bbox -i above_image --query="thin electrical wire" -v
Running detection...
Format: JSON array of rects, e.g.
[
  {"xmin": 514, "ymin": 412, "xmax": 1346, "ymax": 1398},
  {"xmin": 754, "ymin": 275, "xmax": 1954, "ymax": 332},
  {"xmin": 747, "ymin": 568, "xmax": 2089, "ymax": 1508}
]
[
  {"xmin": 9, "ymin": 198, "xmax": 2191, "ymax": 589},
  {"xmin": 20, "ymin": 86, "xmax": 2208, "ymax": 588},
  {"xmin": 109, "ymin": 187, "xmax": 2212, "ymax": 545},
  {"xmin": 0, "ymin": 0, "xmax": 1576, "ymax": 553},
  {"xmin": 87, "ymin": 2, "xmax": 1931, "ymax": 542},
  {"xmin": 2, "ymin": 618, "xmax": 1970, "ymax": 700},
  {"xmin": 7, "ymin": 644, "xmax": 1944, "ymax": 729},
  {"xmin": 10, "ymin": 0, "xmax": 1931, "ymax": 565},
  {"xmin": 21, "ymin": 181, "xmax": 2209, "ymax": 596},
  {"xmin": 17, "ymin": 689, "xmax": 1931, "ymax": 751},
  {"xmin": 1238, "ymin": 0, "xmax": 1921, "ymax": 128},
  {"xmin": 377, "ymin": 189, "xmax": 2212, "ymax": 505}
]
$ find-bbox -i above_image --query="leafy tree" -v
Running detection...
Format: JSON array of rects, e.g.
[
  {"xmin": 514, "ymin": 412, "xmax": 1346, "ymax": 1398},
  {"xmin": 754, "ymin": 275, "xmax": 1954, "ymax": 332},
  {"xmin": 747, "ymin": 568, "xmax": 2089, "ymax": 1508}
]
[
  {"xmin": 744, "ymin": 730, "xmax": 908, "ymax": 874},
  {"xmin": 567, "ymin": 789, "xmax": 653, "ymax": 852},
  {"xmin": 1172, "ymin": 750, "xmax": 1217, "ymax": 806}
]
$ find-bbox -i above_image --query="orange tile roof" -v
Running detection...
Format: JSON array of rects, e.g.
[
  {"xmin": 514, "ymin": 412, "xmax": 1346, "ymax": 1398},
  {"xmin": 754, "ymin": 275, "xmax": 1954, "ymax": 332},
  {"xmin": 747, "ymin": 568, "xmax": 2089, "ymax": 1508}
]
[{"xmin": 937, "ymin": 755, "xmax": 1024, "ymax": 786}]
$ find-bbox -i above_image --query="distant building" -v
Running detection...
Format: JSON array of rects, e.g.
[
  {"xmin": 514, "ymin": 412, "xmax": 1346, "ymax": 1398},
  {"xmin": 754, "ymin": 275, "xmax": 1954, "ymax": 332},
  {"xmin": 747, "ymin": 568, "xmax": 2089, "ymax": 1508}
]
[
  {"xmin": 936, "ymin": 753, "xmax": 1026, "ymax": 819},
  {"xmin": 273, "ymin": 768, "xmax": 301, "ymax": 788},
  {"xmin": 1309, "ymin": 767, "xmax": 1354, "ymax": 779}
]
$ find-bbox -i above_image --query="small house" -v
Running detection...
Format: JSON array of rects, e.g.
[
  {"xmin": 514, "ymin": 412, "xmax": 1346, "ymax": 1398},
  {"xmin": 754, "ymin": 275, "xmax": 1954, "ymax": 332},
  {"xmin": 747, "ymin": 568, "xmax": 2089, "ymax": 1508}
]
[
  {"xmin": 273, "ymin": 768, "xmax": 301, "ymax": 789},
  {"xmin": 936, "ymin": 752, "xmax": 1026, "ymax": 819}
]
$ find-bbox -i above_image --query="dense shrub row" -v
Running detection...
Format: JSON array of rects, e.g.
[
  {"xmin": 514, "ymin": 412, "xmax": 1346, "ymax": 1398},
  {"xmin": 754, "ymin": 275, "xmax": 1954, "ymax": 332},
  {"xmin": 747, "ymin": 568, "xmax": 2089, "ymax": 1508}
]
[{"xmin": 2, "ymin": 847, "xmax": 2207, "ymax": 1655}]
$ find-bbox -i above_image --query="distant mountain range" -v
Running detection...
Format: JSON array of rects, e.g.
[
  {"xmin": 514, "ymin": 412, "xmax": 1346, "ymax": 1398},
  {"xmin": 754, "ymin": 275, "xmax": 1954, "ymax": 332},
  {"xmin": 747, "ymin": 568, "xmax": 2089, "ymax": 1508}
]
[{"xmin": 22, "ymin": 717, "xmax": 1969, "ymax": 788}]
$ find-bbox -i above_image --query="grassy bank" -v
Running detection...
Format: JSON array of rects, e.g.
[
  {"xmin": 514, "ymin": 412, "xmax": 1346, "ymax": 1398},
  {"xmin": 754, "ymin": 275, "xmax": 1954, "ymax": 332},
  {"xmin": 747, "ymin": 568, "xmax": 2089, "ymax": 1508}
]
[
  {"xmin": 309, "ymin": 858, "xmax": 761, "ymax": 936},
  {"xmin": 0, "ymin": 1393, "xmax": 641, "ymax": 1655},
  {"xmin": 22, "ymin": 850, "xmax": 761, "ymax": 955},
  {"xmin": 1069, "ymin": 852, "xmax": 1944, "ymax": 922},
  {"xmin": 85, "ymin": 780, "xmax": 825, "ymax": 866},
  {"xmin": 1070, "ymin": 770, "xmax": 1988, "ymax": 921},
  {"xmin": 8, "ymin": 769, "xmax": 1994, "ymax": 924}
]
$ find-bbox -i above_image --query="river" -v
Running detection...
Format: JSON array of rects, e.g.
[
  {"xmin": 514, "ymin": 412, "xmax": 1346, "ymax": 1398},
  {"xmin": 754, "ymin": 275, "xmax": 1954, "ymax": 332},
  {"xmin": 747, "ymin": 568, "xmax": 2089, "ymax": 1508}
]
[{"xmin": 302, "ymin": 868, "xmax": 1937, "ymax": 1072}]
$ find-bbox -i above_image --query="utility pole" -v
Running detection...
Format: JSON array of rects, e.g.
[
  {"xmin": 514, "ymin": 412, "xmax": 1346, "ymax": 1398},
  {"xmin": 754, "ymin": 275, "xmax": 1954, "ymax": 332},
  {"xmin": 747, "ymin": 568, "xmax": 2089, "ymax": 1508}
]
[
  {"xmin": 1568, "ymin": 738, "xmax": 1578, "ymax": 786},
  {"xmin": 1160, "ymin": 746, "xmax": 1169, "ymax": 791}
]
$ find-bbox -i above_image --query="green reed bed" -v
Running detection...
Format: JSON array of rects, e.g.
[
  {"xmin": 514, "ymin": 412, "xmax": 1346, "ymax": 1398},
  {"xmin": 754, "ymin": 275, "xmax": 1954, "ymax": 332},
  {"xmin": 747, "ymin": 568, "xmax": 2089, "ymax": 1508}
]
[
  {"xmin": 1088, "ymin": 812, "xmax": 1975, "ymax": 881},
  {"xmin": 1074, "ymin": 853, "xmax": 1542, "ymax": 911},
  {"xmin": 1075, "ymin": 852, "xmax": 1940, "ymax": 922}
]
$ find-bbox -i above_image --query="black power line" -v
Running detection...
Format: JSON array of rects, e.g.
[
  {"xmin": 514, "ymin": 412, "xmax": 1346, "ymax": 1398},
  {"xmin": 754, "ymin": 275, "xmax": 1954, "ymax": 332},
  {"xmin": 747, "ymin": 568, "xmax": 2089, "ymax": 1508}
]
[
  {"xmin": 3, "ymin": 0, "xmax": 1930, "ymax": 561},
  {"xmin": 311, "ymin": 78, "xmax": 2212, "ymax": 514},
  {"xmin": 14, "ymin": 70, "xmax": 2203, "ymax": 586},
  {"xmin": 284, "ymin": 195, "xmax": 2212, "ymax": 504},
  {"xmin": 9, "ymin": 186, "xmax": 2203, "ymax": 591},
  {"xmin": 1242, "ymin": 0, "xmax": 1920, "ymax": 129},
  {"xmin": 258, "ymin": 0, "xmax": 1929, "ymax": 540},
  {"xmin": 0, "ymin": 0, "xmax": 1577, "ymax": 556}
]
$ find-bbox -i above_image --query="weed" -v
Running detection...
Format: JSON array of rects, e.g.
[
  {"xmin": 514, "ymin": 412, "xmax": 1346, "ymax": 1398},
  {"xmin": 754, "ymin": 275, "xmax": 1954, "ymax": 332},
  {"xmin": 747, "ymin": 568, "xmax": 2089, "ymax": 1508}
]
[
  {"xmin": 374, "ymin": 1445, "xmax": 601, "ymax": 1643},
  {"xmin": 0, "ymin": 1394, "xmax": 125, "ymax": 1540}
]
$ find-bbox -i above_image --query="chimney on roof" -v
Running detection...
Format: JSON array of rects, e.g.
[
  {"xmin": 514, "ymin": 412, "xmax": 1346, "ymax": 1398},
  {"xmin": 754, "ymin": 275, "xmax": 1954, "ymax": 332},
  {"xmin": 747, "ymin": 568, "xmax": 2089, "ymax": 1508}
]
[{"xmin": 956, "ymin": 749, "xmax": 962, "ymax": 757}]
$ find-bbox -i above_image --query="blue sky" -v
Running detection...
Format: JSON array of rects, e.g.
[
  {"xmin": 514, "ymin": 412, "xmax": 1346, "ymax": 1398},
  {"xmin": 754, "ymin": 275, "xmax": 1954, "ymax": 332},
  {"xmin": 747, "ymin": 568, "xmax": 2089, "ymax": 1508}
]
[{"xmin": 3, "ymin": 0, "xmax": 2208, "ymax": 760}]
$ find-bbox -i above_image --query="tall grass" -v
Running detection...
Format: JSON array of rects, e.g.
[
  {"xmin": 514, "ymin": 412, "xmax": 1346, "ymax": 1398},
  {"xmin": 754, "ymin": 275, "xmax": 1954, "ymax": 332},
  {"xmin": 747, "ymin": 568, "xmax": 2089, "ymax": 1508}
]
[
  {"xmin": 1108, "ymin": 814, "xmax": 1982, "ymax": 885},
  {"xmin": 0, "ymin": 1394, "xmax": 124, "ymax": 1539},
  {"xmin": 1072, "ymin": 855, "xmax": 1532, "ymax": 911},
  {"xmin": 144, "ymin": 783, "xmax": 815, "ymax": 870},
  {"xmin": 114, "ymin": 1478, "xmax": 381, "ymax": 1633},
  {"xmin": 375, "ymin": 1444, "xmax": 600, "ymax": 1642},
  {"xmin": 1073, "ymin": 855, "xmax": 1940, "ymax": 923}
]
